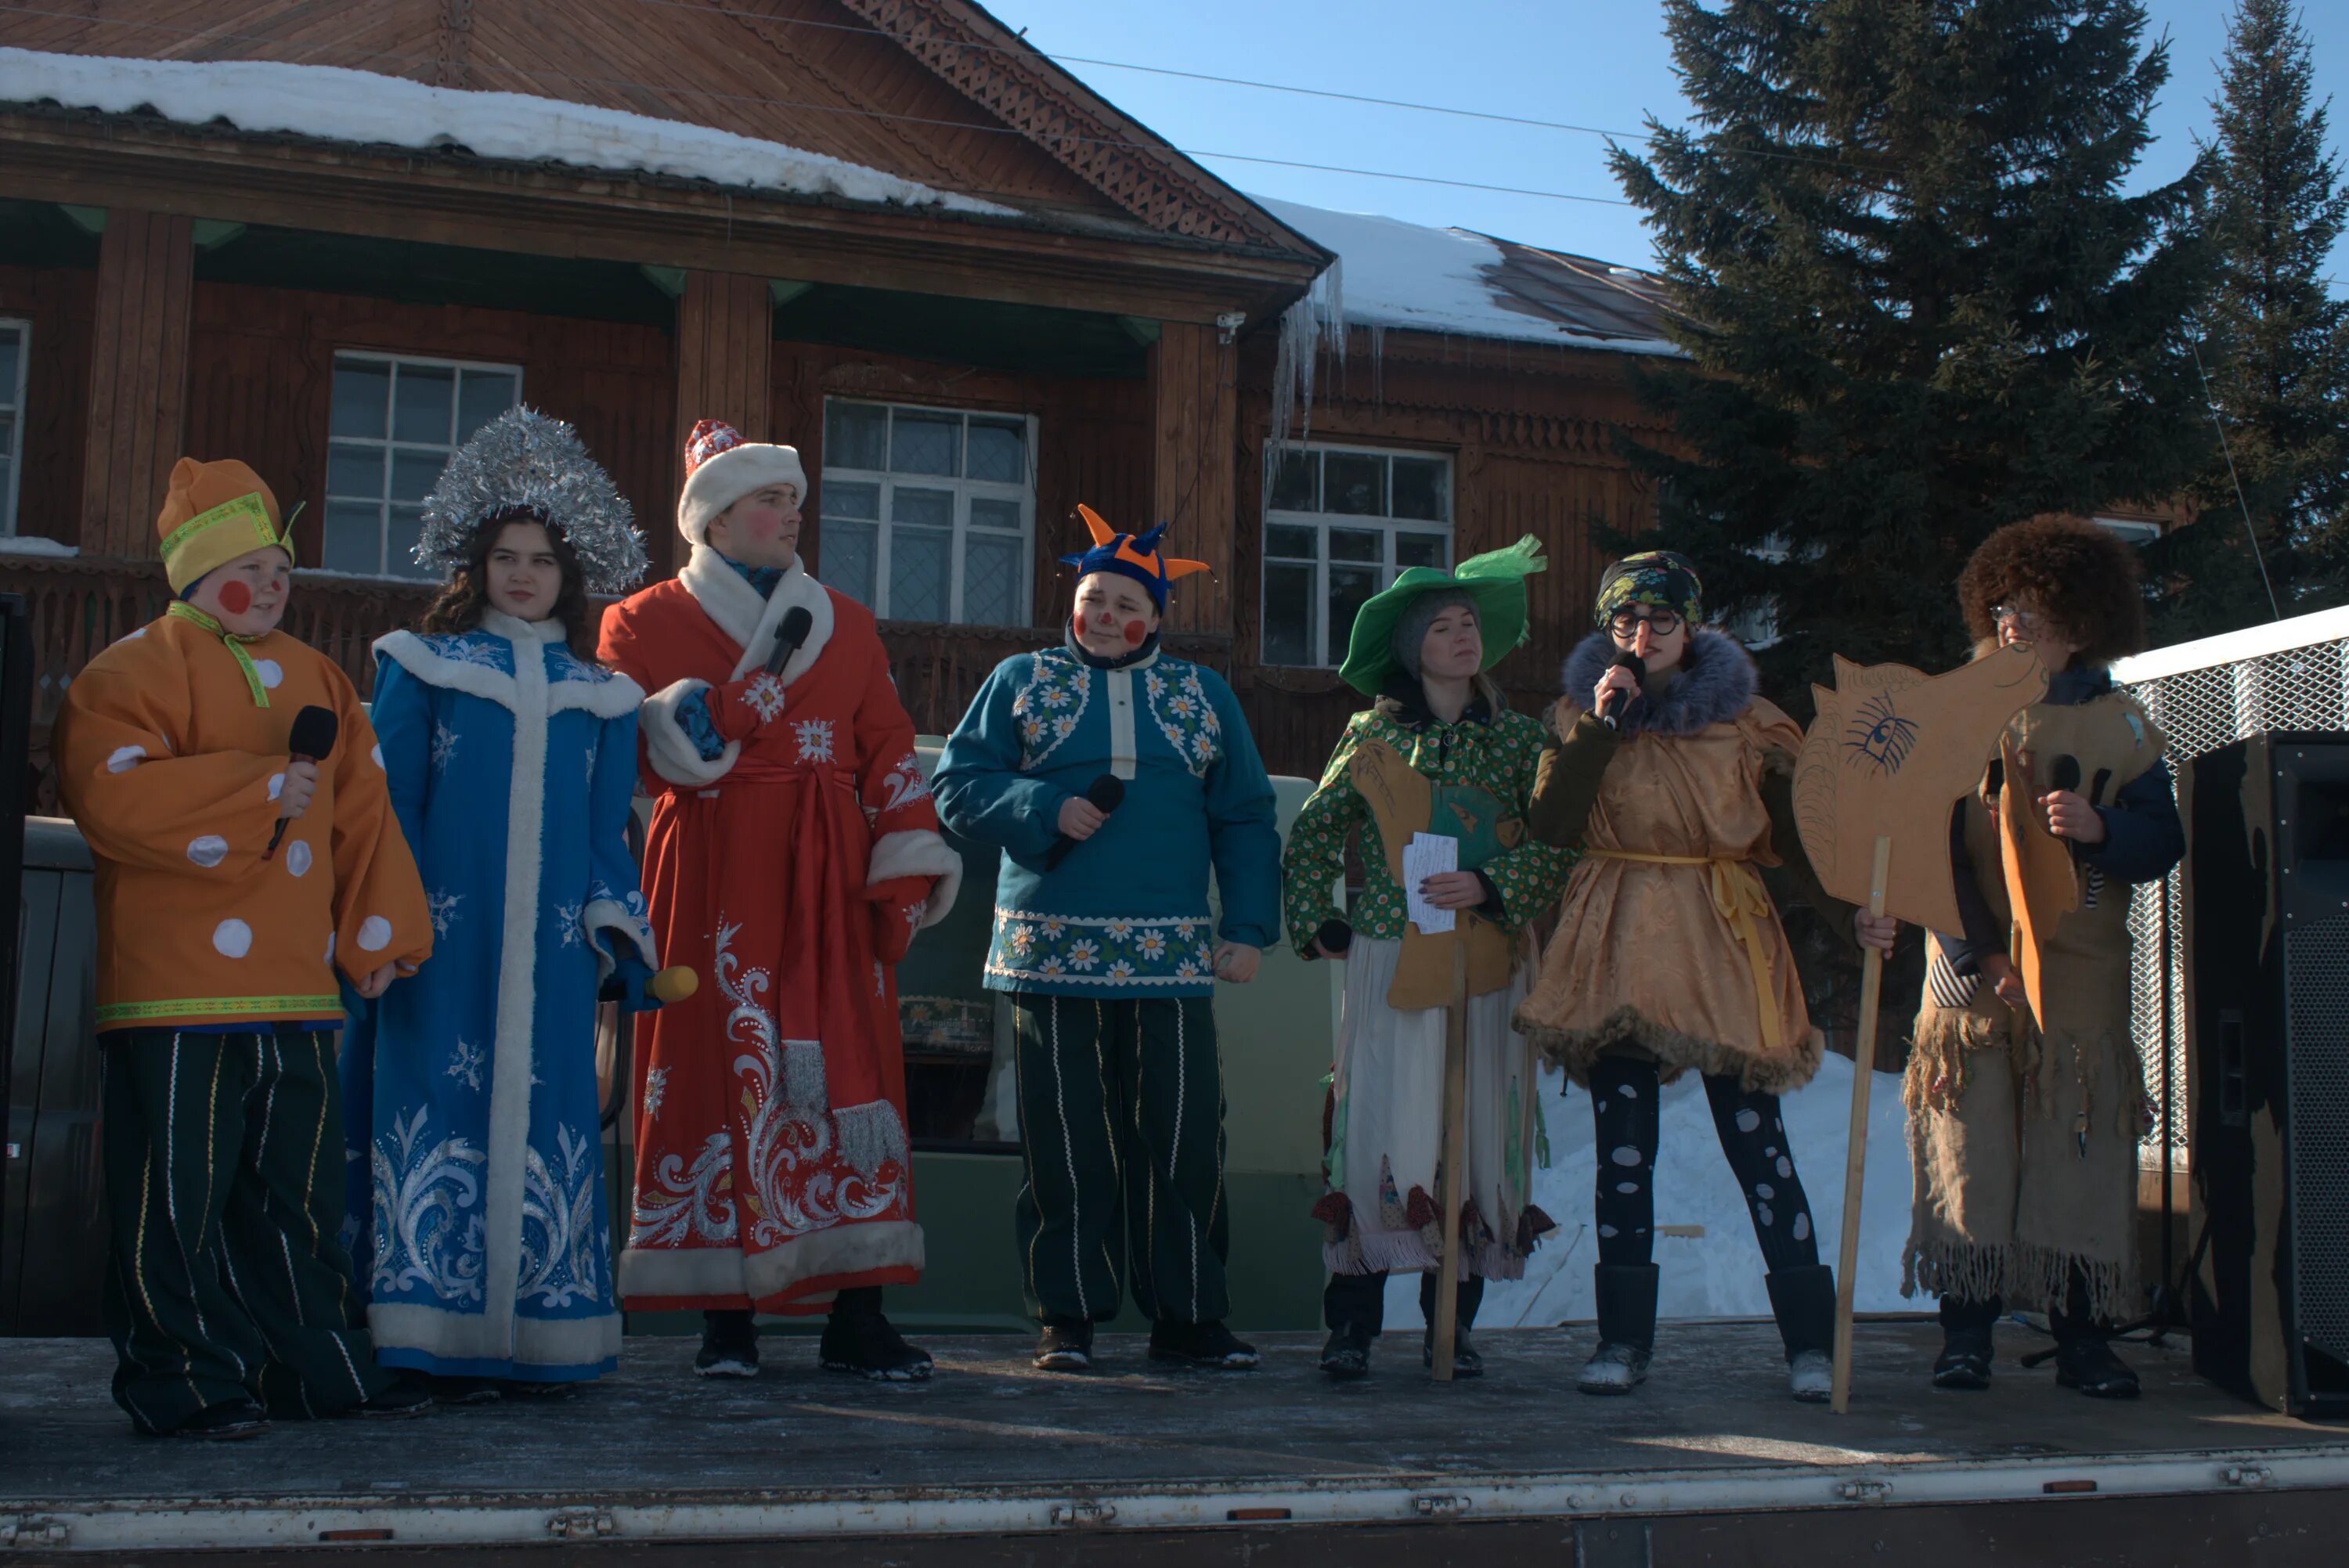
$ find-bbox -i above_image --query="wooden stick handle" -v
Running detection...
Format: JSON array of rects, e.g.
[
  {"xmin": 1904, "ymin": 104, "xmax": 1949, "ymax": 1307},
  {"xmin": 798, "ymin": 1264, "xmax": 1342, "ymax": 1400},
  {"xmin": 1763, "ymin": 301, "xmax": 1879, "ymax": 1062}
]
[
  {"xmin": 1831, "ymin": 834, "xmax": 1893, "ymax": 1415},
  {"xmin": 1431, "ymin": 938, "xmax": 1470, "ymax": 1383}
]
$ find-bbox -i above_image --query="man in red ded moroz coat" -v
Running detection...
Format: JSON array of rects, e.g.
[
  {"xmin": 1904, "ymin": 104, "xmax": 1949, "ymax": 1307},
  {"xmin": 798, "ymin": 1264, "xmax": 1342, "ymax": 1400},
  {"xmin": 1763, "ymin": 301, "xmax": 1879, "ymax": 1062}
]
[{"xmin": 599, "ymin": 420, "xmax": 961, "ymax": 1381}]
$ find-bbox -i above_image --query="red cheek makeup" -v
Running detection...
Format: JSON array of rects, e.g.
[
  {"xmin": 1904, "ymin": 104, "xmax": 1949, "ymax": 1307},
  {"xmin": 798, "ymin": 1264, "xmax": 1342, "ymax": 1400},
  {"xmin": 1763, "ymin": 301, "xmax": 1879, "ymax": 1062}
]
[{"xmin": 216, "ymin": 580, "xmax": 252, "ymax": 615}]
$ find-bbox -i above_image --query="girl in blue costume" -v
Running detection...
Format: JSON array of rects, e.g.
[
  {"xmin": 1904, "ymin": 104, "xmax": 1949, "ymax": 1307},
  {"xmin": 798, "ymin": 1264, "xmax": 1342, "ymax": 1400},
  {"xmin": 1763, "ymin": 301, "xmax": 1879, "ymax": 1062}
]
[
  {"xmin": 933, "ymin": 506, "xmax": 1282, "ymax": 1375},
  {"xmin": 342, "ymin": 409, "xmax": 659, "ymax": 1397}
]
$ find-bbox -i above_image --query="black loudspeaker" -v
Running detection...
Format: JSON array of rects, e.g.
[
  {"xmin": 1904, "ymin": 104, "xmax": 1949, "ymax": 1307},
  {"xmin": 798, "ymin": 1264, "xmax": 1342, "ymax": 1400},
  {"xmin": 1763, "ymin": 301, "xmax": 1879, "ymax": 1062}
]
[
  {"xmin": 0, "ymin": 595, "xmax": 31, "ymax": 1279},
  {"xmin": 2185, "ymin": 731, "xmax": 2349, "ymax": 1417}
]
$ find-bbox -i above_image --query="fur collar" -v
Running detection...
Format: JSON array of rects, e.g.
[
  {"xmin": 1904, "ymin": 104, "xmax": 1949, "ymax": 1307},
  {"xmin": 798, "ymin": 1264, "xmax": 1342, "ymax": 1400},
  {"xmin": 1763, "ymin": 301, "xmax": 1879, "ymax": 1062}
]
[
  {"xmin": 677, "ymin": 542, "xmax": 834, "ymax": 685},
  {"xmin": 1561, "ymin": 628, "xmax": 1756, "ymax": 735}
]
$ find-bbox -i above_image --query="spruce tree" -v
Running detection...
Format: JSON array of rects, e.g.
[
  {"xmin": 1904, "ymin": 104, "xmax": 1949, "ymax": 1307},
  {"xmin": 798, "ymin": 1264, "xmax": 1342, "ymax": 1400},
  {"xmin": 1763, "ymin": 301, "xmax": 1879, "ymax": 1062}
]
[
  {"xmin": 1610, "ymin": 0, "xmax": 2212, "ymax": 702},
  {"xmin": 2146, "ymin": 0, "xmax": 2349, "ymax": 639}
]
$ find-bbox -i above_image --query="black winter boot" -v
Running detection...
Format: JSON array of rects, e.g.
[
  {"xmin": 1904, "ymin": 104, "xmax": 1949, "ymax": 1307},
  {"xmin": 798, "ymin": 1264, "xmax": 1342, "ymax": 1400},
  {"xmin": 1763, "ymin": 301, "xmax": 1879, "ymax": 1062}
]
[
  {"xmin": 1420, "ymin": 1271, "xmax": 1487, "ymax": 1376},
  {"xmin": 695, "ymin": 1308, "xmax": 760, "ymax": 1379},
  {"xmin": 1578, "ymin": 1263, "xmax": 1658, "ymax": 1395},
  {"xmin": 1149, "ymin": 1318, "xmax": 1259, "ymax": 1369},
  {"xmin": 1933, "ymin": 1296, "xmax": 1999, "ymax": 1391},
  {"xmin": 1034, "ymin": 1317, "xmax": 1095, "ymax": 1372},
  {"xmin": 820, "ymin": 1288, "xmax": 933, "ymax": 1382},
  {"xmin": 2050, "ymin": 1305, "xmax": 2139, "ymax": 1400},
  {"xmin": 1766, "ymin": 1264, "xmax": 1836, "ymax": 1403}
]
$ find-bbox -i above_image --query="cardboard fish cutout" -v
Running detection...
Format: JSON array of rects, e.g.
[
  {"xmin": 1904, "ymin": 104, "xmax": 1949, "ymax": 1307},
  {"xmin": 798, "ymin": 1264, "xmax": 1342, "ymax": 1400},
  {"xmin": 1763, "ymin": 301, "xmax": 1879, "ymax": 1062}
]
[{"xmin": 1794, "ymin": 644, "xmax": 2048, "ymax": 939}]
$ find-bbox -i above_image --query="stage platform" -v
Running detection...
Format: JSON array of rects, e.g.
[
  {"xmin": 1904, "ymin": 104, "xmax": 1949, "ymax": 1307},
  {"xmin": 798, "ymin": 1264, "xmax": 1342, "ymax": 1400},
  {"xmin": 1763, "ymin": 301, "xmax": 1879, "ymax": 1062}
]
[{"xmin": 3, "ymin": 1321, "xmax": 2345, "ymax": 1563}]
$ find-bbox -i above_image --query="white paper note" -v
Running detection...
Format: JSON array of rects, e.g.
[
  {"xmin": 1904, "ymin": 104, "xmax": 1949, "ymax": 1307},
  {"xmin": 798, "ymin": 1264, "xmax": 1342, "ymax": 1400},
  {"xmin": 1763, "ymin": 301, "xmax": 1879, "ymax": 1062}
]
[{"xmin": 1403, "ymin": 831, "xmax": 1459, "ymax": 934}]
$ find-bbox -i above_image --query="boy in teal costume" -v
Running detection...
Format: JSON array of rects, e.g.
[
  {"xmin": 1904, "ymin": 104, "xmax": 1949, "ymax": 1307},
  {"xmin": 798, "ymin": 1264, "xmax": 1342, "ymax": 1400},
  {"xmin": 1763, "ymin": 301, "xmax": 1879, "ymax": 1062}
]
[{"xmin": 933, "ymin": 507, "xmax": 1281, "ymax": 1373}]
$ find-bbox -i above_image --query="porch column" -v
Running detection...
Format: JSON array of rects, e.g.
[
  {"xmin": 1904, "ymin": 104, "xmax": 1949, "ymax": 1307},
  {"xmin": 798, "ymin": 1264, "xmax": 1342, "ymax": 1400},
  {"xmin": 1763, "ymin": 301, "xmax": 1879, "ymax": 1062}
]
[
  {"xmin": 1149, "ymin": 319, "xmax": 1237, "ymax": 637},
  {"xmin": 669, "ymin": 270, "xmax": 774, "ymax": 573},
  {"xmin": 80, "ymin": 211, "xmax": 194, "ymax": 558}
]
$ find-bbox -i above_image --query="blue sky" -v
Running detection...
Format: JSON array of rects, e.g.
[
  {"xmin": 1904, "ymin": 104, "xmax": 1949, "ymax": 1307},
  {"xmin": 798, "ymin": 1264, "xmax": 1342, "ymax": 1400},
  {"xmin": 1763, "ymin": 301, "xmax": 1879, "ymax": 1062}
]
[{"xmin": 986, "ymin": 0, "xmax": 2347, "ymax": 288}]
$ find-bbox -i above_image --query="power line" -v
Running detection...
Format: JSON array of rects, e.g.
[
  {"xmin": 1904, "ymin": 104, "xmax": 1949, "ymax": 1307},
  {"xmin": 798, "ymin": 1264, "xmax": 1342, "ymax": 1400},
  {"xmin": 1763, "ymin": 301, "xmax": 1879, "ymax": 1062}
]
[{"xmin": 0, "ymin": 2, "xmax": 1636, "ymax": 207}]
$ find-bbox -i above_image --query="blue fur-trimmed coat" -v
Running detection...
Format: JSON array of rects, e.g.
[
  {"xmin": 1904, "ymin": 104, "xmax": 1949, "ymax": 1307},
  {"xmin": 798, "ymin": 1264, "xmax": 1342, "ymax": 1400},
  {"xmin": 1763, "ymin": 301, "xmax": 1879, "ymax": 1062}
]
[{"xmin": 340, "ymin": 609, "xmax": 655, "ymax": 1382}]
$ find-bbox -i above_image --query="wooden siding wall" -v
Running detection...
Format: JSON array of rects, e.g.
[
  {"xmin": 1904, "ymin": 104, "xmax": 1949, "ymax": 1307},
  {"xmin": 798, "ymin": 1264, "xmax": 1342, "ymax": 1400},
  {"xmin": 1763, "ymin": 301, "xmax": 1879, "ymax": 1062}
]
[
  {"xmin": 1229, "ymin": 332, "xmax": 1669, "ymax": 778},
  {"xmin": 182, "ymin": 281, "xmax": 675, "ymax": 581},
  {"xmin": 771, "ymin": 337, "xmax": 1152, "ymax": 636},
  {"xmin": 79, "ymin": 212, "xmax": 193, "ymax": 559},
  {"xmin": 1149, "ymin": 320, "xmax": 1237, "ymax": 636},
  {"xmin": 0, "ymin": 263, "xmax": 93, "ymax": 544}
]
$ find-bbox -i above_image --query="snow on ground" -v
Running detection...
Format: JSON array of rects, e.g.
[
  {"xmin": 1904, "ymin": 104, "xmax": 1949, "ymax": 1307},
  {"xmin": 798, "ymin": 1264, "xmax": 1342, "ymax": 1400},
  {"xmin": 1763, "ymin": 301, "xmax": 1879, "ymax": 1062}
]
[
  {"xmin": 1391, "ymin": 1050, "xmax": 1917, "ymax": 1330},
  {"xmin": 0, "ymin": 535, "xmax": 77, "ymax": 557},
  {"xmin": 1257, "ymin": 195, "xmax": 1679, "ymax": 355},
  {"xmin": 0, "ymin": 48, "xmax": 1012, "ymax": 216}
]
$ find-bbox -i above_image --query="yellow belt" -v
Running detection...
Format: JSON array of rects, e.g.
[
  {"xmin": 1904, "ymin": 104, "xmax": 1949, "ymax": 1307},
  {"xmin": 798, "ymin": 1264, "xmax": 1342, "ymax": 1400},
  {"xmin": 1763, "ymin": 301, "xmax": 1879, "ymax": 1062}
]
[{"xmin": 1586, "ymin": 849, "xmax": 1783, "ymax": 1054}]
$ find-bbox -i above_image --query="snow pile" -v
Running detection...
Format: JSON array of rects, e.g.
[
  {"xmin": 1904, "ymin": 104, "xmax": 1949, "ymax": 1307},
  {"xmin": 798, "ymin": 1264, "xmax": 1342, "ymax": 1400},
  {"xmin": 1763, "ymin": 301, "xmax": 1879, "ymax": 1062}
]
[
  {"xmin": 1257, "ymin": 195, "xmax": 1678, "ymax": 355},
  {"xmin": 0, "ymin": 535, "xmax": 78, "ymax": 557},
  {"xmin": 0, "ymin": 47, "xmax": 1013, "ymax": 216},
  {"xmin": 1391, "ymin": 1050, "xmax": 1919, "ymax": 1329}
]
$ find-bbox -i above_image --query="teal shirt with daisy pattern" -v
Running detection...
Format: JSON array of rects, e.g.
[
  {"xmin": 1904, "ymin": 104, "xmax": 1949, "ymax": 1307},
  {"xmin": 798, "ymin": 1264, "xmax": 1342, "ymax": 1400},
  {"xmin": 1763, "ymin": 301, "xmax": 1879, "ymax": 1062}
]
[{"xmin": 931, "ymin": 644, "xmax": 1282, "ymax": 997}]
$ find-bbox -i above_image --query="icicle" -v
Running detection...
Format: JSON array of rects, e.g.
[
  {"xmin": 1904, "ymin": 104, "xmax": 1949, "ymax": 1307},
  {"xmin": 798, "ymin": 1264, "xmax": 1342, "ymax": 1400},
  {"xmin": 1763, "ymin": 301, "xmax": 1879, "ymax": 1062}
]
[
  {"xmin": 1366, "ymin": 323, "xmax": 1386, "ymax": 406},
  {"xmin": 1268, "ymin": 257, "xmax": 1346, "ymax": 452}
]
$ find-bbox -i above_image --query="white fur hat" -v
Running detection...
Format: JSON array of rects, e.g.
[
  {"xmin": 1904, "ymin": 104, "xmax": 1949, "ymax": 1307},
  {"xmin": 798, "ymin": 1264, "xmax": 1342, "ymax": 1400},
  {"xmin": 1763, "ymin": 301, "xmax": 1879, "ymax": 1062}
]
[{"xmin": 677, "ymin": 418, "xmax": 807, "ymax": 546}]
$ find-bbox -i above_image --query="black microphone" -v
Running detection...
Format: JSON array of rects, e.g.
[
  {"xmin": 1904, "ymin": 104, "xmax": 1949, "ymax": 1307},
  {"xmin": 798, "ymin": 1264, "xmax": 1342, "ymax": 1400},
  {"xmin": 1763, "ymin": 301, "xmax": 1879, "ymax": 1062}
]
[
  {"xmin": 1314, "ymin": 918, "xmax": 1354, "ymax": 957},
  {"xmin": 764, "ymin": 605, "xmax": 815, "ymax": 677},
  {"xmin": 1598, "ymin": 651, "xmax": 1647, "ymax": 731},
  {"xmin": 265, "ymin": 705, "xmax": 339, "ymax": 860},
  {"xmin": 2049, "ymin": 754, "xmax": 2083, "ymax": 863},
  {"xmin": 1045, "ymin": 775, "xmax": 1125, "ymax": 871}
]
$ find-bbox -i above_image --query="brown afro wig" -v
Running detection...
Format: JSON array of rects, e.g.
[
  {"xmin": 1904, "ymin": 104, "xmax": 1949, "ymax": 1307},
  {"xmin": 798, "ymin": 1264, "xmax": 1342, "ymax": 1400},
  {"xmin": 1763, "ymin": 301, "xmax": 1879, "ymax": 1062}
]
[{"xmin": 1958, "ymin": 514, "xmax": 2147, "ymax": 665}]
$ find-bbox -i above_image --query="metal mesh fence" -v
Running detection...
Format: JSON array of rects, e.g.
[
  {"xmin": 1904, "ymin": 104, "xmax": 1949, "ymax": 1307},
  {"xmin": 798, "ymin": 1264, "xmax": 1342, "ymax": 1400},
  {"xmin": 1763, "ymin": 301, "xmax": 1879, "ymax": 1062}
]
[{"xmin": 2116, "ymin": 616, "xmax": 2349, "ymax": 1170}]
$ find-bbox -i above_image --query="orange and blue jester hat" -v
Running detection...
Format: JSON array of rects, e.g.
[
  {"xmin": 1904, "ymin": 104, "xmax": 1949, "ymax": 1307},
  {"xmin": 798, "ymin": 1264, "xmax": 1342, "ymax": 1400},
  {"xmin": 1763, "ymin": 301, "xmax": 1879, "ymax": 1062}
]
[{"xmin": 1058, "ymin": 503, "xmax": 1211, "ymax": 615}]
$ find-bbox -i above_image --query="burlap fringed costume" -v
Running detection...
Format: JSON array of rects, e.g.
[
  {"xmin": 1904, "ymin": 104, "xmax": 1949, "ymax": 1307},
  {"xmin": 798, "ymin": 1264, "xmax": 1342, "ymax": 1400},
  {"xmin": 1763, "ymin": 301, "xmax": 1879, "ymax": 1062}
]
[
  {"xmin": 1901, "ymin": 514, "xmax": 2184, "ymax": 1337},
  {"xmin": 1901, "ymin": 680, "xmax": 2169, "ymax": 1323}
]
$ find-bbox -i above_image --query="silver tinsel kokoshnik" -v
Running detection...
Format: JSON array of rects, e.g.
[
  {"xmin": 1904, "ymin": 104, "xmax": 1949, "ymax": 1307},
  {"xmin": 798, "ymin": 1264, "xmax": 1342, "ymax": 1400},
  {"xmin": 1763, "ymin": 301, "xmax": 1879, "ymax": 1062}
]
[{"xmin": 413, "ymin": 406, "xmax": 649, "ymax": 596}]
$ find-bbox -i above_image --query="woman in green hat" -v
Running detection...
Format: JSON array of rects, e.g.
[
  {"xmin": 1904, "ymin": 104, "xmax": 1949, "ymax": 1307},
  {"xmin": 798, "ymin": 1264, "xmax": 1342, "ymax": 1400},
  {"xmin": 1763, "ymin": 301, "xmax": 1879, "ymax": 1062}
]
[{"xmin": 1281, "ymin": 536, "xmax": 1575, "ymax": 1380}]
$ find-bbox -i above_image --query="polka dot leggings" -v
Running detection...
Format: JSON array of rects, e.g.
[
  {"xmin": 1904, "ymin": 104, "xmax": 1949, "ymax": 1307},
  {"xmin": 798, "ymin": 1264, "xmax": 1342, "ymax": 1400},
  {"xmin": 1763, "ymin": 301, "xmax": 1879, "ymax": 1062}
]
[{"xmin": 1587, "ymin": 1054, "xmax": 1820, "ymax": 1272}]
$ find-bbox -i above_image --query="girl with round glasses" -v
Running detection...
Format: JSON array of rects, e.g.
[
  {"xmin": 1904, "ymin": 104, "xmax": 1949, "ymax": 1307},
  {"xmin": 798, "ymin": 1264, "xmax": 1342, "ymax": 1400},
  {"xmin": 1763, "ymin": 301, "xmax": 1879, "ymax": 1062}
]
[{"xmin": 1514, "ymin": 550, "xmax": 1895, "ymax": 1403}]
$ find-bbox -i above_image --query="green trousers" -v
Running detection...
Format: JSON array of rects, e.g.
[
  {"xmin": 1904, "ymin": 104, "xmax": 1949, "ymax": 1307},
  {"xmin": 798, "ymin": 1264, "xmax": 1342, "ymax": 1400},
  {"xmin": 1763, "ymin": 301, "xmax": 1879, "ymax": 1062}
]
[
  {"xmin": 101, "ymin": 1029, "xmax": 389, "ymax": 1433},
  {"xmin": 1012, "ymin": 995, "xmax": 1231, "ymax": 1326}
]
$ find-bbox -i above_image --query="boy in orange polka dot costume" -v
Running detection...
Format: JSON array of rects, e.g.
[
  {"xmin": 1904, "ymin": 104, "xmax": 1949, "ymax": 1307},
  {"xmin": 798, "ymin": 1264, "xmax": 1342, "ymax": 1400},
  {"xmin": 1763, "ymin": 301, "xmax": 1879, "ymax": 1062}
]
[{"xmin": 55, "ymin": 456, "xmax": 434, "ymax": 1439}]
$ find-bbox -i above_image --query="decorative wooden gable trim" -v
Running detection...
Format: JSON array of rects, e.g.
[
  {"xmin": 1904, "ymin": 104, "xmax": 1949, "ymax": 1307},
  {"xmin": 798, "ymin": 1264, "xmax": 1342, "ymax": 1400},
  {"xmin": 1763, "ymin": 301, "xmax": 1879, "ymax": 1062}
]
[{"xmin": 836, "ymin": 0, "xmax": 1312, "ymax": 254}]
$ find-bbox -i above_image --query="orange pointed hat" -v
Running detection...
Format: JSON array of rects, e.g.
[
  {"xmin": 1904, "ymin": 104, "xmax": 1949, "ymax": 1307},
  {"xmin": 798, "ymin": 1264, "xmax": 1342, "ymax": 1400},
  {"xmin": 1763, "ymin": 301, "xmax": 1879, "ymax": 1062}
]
[{"xmin": 1059, "ymin": 503, "xmax": 1209, "ymax": 613}]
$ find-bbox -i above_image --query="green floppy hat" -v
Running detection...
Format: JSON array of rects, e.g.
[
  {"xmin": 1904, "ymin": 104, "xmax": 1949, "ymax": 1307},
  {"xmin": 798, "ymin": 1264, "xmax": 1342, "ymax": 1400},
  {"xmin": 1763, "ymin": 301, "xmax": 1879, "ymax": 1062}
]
[{"xmin": 1337, "ymin": 534, "xmax": 1548, "ymax": 695}]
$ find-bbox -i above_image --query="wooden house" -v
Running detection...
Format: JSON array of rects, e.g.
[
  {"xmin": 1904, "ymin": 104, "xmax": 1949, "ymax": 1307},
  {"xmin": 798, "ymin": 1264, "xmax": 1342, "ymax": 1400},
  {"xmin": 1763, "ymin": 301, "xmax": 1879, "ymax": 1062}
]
[{"xmin": 0, "ymin": 0, "xmax": 1676, "ymax": 791}]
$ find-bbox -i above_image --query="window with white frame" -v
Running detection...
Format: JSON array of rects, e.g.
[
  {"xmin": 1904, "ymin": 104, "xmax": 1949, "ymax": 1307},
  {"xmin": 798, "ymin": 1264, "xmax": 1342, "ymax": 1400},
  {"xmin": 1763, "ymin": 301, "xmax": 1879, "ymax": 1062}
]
[
  {"xmin": 819, "ymin": 399, "xmax": 1035, "ymax": 625},
  {"xmin": 323, "ymin": 352, "xmax": 521, "ymax": 578},
  {"xmin": 1261, "ymin": 443, "xmax": 1452, "ymax": 667},
  {"xmin": 0, "ymin": 320, "xmax": 26, "ymax": 536}
]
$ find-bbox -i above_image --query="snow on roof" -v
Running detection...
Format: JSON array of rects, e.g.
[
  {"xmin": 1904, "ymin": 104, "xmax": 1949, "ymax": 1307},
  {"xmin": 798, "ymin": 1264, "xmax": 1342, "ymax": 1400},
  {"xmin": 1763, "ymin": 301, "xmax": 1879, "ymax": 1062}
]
[
  {"xmin": 1256, "ymin": 194, "xmax": 1679, "ymax": 355},
  {"xmin": 0, "ymin": 47, "xmax": 1014, "ymax": 217}
]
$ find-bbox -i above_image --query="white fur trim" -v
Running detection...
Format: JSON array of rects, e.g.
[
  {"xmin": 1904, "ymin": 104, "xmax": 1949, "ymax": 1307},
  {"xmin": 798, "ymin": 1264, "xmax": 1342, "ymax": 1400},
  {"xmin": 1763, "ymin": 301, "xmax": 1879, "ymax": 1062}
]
[
  {"xmin": 640, "ymin": 679, "xmax": 739, "ymax": 787},
  {"xmin": 677, "ymin": 544, "xmax": 835, "ymax": 683},
  {"xmin": 583, "ymin": 897, "xmax": 659, "ymax": 983},
  {"xmin": 376, "ymin": 621, "xmax": 643, "ymax": 719},
  {"xmin": 618, "ymin": 1224, "xmax": 925, "ymax": 1307},
  {"xmin": 868, "ymin": 827, "xmax": 962, "ymax": 929},
  {"xmin": 677, "ymin": 443, "xmax": 807, "ymax": 546},
  {"xmin": 376, "ymin": 629, "xmax": 518, "ymax": 710},
  {"xmin": 365, "ymin": 1299, "xmax": 619, "ymax": 1371},
  {"xmin": 479, "ymin": 613, "xmax": 552, "ymax": 1362}
]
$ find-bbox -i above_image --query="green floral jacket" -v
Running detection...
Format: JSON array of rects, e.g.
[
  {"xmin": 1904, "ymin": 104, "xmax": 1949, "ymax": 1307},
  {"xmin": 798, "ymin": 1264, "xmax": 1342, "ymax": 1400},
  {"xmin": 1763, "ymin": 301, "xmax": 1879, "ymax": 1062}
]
[{"xmin": 1281, "ymin": 692, "xmax": 1576, "ymax": 957}]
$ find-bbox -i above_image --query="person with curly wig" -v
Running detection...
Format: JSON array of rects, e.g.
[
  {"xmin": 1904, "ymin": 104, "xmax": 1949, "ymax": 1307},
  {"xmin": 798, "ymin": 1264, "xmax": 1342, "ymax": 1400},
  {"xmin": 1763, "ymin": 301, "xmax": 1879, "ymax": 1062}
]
[
  {"xmin": 1513, "ymin": 551, "xmax": 1893, "ymax": 1404},
  {"xmin": 1896, "ymin": 514, "xmax": 2182, "ymax": 1400}
]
